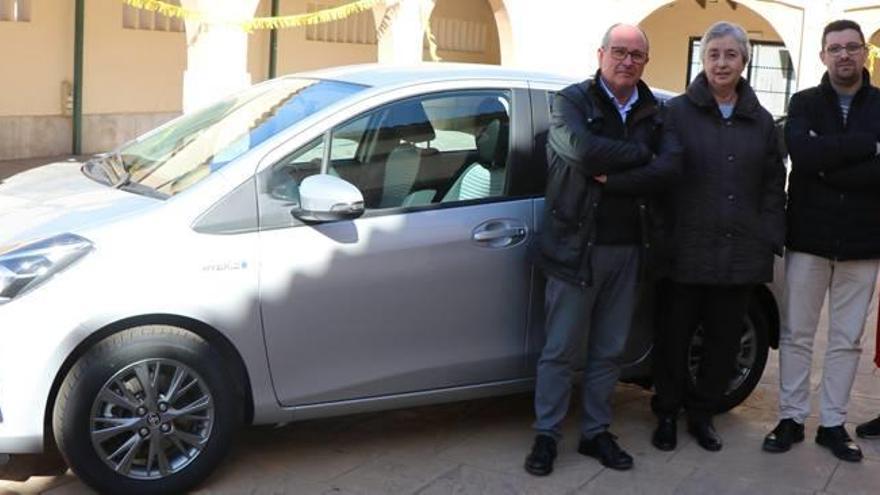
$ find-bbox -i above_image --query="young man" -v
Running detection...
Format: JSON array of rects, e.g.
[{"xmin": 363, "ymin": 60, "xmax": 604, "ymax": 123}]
[
  {"xmin": 526, "ymin": 23, "xmax": 680, "ymax": 476},
  {"xmin": 763, "ymin": 19, "xmax": 880, "ymax": 462}
]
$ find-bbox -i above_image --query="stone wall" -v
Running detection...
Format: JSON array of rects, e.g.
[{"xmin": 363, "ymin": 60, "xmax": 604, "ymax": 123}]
[{"xmin": 0, "ymin": 112, "xmax": 178, "ymax": 160}]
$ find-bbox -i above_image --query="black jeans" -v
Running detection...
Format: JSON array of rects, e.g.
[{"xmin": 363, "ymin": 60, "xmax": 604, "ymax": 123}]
[{"xmin": 651, "ymin": 281, "xmax": 752, "ymax": 421}]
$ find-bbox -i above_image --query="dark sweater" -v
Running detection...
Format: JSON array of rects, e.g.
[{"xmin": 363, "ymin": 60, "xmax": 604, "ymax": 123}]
[{"xmin": 785, "ymin": 69, "xmax": 880, "ymax": 260}]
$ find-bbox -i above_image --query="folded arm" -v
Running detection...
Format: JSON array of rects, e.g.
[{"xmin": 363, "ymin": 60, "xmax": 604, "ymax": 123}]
[
  {"xmin": 547, "ymin": 91, "xmax": 652, "ymax": 176},
  {"xmin": 603, "ymin": 110, "xmax": 683, "ymax": 195},
  {"xmin": 784, "ymin": 92, "xmax": 877, "ymax": 176}
]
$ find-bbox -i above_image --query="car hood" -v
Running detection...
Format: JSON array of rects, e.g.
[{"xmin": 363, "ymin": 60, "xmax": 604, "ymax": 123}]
[{"xmin": 0, "ymin": 161, "xmax": 160, "ymax": 247}]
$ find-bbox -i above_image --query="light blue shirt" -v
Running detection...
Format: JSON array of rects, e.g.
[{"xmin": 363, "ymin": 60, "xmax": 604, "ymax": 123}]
[
  {"xmin": 598, "ymin": 76, "xmax": 639, "ymax": 123},
  {"xmin": 718, "ymin": 102, "xmax": 735, "ymax": 119}
]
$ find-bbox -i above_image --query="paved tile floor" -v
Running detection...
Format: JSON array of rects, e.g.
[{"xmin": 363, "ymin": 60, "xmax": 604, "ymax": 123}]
[{"xmin": 2, "ymin": 158, "xmax": 880, "ymax": 494}]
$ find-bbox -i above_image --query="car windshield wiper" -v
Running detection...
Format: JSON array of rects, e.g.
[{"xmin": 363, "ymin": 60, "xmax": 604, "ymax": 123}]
[
  {"xmin": 99, "ymin": 152, "xmax": 132, "ymax": 189},
  {"xmin": 113, "ymin": 169, "xmax": 132, "ymax": 189},
  {"xmin": 84, "ymin": 152, "xmax": 166, "ymax": 199},
  {"xmin": 82, "ymin": 157, "xmax": 116, "ymax": 185},
  {"xmin": 83, "ymin": 151, "xmax": 128, "ymax": 184}
]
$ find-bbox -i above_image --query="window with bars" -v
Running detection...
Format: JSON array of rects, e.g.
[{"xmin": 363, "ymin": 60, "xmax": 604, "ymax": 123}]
[
  {"xmin": 305, "ymin": 2, "xmax": 377, "ymax": 44},
  {"xmin": 0, "ymin": 0, "xmax": 31, "ymax": 22},
  {"xmin": 687, "ymin": 38, "xmax": 795, "ymax": 117},
  {"xmin": 123, "ymin": 0, "xmax": 184, "ymax": 32}
]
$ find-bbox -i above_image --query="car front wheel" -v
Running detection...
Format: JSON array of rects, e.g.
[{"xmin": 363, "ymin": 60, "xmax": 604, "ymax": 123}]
[{"xmin": 53, "ymin": 325, "xmax": 242, "ymax": 495}]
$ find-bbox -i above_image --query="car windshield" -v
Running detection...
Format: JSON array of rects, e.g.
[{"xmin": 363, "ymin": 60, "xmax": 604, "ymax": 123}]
[{"xmin": 111, "ymin": 78, "xmax": 366, "ymax": 197}]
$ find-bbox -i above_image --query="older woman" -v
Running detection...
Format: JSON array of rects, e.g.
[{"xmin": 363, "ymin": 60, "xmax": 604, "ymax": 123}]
[{"xmin": 649, "ymin": 21, "xmax": 786, "ymax": 452}]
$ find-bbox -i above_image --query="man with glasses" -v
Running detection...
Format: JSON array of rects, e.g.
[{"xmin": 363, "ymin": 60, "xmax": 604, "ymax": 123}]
[
  {"xmin": 526, "ymin": 23, "xmax": 680, "ymax": 475},
  {"xmin": 763, "ymin": 19, "xmax": 880, "ymax": 462}
]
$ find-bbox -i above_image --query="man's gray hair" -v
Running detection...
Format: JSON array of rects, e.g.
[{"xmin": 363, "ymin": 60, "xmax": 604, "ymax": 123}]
[
  {"xmin": 601, "ymin": 23, "xmax": 650, "ymax": 52},
  {"xmin": 700, "ymin": 21, "xmax": 751, "ymax": 64}
]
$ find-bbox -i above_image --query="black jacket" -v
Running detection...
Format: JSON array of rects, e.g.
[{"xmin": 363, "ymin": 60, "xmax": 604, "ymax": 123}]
[
  {"xmin": 785, "ymin": 69, "xmax": 880, "ymax": 260},
  {"xmin": 664, "ymin": 73, "xmax": 786, "ymax": 285},
  {"xmin": 536, "ymin": 75, "xmax": 681, "ymax": 287}
]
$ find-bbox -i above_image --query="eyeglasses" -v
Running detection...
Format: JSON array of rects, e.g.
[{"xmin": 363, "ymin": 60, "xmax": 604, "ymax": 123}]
[
  {"xmin": 825, "ymin": 43, "xmax": 865, "ymax": 57},
  {"xmin": 606, "ymin": 46, "xmax": 648, "ymax": 65}
]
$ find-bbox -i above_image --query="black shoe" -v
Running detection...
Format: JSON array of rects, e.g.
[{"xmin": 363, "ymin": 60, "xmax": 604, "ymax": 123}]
[
  {"xmin": 816, "ymin": 425, "xmax": 863, "ymax": 462},
  {"xmin": 524, "ymin": 434, "xmax": 557, "ymax": 476},
  {"xmin": 652, "ymin": 416, "xmax": 677, "ymax": 451},
  {"xmin": 578, "ymin": 431, "xmax": 634, "ymax": 470},
  {"xmin": 762, "ymin": 419, "xmax": 805, "ymax": 453},
  {"xmin": 856, "ymin": 415, "xmax": 880, "ymax": 439},
  {"xmin": 687, "ymin": 419, "xmax": 722, "ymax": 452}
]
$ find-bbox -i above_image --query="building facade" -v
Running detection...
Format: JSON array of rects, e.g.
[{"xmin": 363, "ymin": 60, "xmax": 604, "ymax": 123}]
[{"xmin": 1, "ymin": 0, "xmax": 878, "ymax": 160}]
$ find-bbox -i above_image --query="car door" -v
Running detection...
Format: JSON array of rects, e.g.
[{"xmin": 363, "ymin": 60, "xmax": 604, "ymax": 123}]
[{"xmin": 257, "ymin": 86, "xmax": 536, "ymax": 406}]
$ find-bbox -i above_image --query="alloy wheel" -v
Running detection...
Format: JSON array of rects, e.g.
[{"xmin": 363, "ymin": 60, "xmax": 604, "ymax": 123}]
[{"xmin": 89, "ymin": 358, "xmax": 215, "ymax": 480}]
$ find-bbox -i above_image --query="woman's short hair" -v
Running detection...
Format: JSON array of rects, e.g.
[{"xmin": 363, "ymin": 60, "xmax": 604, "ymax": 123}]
[{"xmin": 701, "ymin": 21, "xmax": 751, "ymax": 65}]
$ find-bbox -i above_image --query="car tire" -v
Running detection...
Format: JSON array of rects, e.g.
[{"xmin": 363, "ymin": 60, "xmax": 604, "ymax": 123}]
[
  {"xmin": 53, "ymin": 325, "xmax": 242, "ymax": 495},
  {"xmin": 687, "ymin": 303, "xmax": 771, "ymax": 413}
]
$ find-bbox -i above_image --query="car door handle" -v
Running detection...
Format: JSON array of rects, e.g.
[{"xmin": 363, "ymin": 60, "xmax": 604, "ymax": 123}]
[{"xmin": 473, "ymin": 227, "xmax": 526, "ymax": 242}]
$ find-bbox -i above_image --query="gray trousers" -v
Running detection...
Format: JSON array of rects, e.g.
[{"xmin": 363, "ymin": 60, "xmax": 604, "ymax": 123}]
[
  {"xmin": 534, "ymin": 245, "xmax": 639, "ymax": 440},
  {"xmin": 779, "ymin": 250, "xmax": 879, "ymax": 426}
]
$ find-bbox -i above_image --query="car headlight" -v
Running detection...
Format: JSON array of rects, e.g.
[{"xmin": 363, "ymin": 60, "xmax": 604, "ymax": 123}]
[{"xmin": 0, "ymin": 233, "xmax": 93, "ymax": 304}]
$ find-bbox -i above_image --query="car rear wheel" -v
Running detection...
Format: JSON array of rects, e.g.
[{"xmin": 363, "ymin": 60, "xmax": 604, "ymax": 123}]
[
  {"xmin": 53, "ymin": 325, "xmax": 242, "ymax": 495},
  {"xmin": 687, "ymin": 303, "xmax": 770, "ymax": 413}
]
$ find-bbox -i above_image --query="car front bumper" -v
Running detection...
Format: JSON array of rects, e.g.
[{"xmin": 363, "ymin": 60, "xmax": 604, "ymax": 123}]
[{"xmin": 0, "ymin": 284, "xmax": 87, "ymax": 455}]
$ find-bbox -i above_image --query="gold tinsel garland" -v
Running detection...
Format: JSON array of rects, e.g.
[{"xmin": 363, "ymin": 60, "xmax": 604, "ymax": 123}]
[
  {"xmin": 869, "ymin": 43, "xmax": 879, "ymax": 78},
  {"xmin": 122, "ymin": 0, "xmax": 383, "ymax": 32},
  {"xmin": 122, "ymin": 0, "xmax": 441, "ymax": 60}
]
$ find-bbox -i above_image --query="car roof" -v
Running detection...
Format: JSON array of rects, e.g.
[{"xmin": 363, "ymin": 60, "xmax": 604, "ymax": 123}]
[{"xmin": 289, "ymin": 63, "xmax": 578, "ymax": 89}]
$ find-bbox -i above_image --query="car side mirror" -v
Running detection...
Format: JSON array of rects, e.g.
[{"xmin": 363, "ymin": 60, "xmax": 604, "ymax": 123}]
[{"xmin": 292, "ymin": 174, "xmax": 365, "ymax": 222}]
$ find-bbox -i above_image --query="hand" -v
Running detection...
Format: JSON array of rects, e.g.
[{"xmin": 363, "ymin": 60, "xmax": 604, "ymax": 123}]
[
  {"xmin": 593, "ymin": 175, "xmax": 607, "ymax": 184},
  {"xmin": 809, "ymin": 130, "xmax": 818, "ymax": 138},
  {"xmin": 875, "ymin": 142, "xmax": 879, "ymax": 157}
]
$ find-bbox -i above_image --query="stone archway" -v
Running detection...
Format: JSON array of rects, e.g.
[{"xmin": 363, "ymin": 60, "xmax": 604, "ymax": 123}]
[
  {"xmin": 485, "ymin": 0, "xmax": 513, "ymax": 65},
  {"xmin": 424, "ymin": 0, "xmax": 502, "ymax": 64},
  {"xmin": 638, "ymin": 0, "xmax": 796, "ymax": 116}
]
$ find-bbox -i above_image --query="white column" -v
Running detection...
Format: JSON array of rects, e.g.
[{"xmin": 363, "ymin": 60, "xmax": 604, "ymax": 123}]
[
  {"xmin": 373, "ymin": 0, "xmax": 435, "ymax": 64},
  {"xmin": 797, "ymin": 1, "xmax": 839, "ymax": 90},
  {"xmin": 180, "ymin": 0, "xmax": 260, "ymax": 113}
]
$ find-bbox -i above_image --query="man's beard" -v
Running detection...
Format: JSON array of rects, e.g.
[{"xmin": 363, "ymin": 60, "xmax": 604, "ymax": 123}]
[{"xmin": 831, "ymin": 64, "xmax": 862, "ymax": 87}]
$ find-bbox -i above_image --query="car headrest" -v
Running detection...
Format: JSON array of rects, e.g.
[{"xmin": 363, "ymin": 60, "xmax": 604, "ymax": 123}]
[
  {"xmin": 474, "ymin": 97, "xmax": 508, "ymax": 128},
  {"xmin": 475, "ymin": 120, "xmax": 508, "ymax": 170},
  {"xmin": 474, "ymin": 98, "xmax": 509, "ymax": 170},
  {"xmin": 385, "ymin": 100, "xmax": 436, "ymax": 143}
]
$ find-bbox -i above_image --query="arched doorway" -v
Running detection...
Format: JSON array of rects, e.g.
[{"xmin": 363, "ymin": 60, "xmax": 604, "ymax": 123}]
[
  {"xmin": 639, "ymin": 0, "xmax": 795, "ymax": 117},
  {"xmin": 424, "ymin": 0, "xmax": 501, "ymax": 64}
]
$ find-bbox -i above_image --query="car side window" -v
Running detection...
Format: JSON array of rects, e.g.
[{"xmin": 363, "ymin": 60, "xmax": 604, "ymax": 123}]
[
  {"xmin": 329, "ymin": 90, "xmax": 513, "ymax": 210},
  {"xmin": 256, "ymin": 90, "xmax": 513, "ymax": 229}
]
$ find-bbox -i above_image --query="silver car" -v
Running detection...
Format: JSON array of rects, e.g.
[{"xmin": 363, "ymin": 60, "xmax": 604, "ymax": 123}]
[{"xmin": 0, "ymin": 64, "xmax": 781, "ymax": 494}]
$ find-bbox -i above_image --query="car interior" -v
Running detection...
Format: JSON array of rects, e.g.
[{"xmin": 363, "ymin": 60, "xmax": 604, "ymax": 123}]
[{"xmin": 262, "ymin": 92, "xmax": 512, "ymax": 218}]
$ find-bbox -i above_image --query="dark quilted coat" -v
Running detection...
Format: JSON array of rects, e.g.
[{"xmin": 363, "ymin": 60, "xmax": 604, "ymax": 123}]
[{"xmin": 664, "ymin": 73, "xmax": 786, "ymax": 285}]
